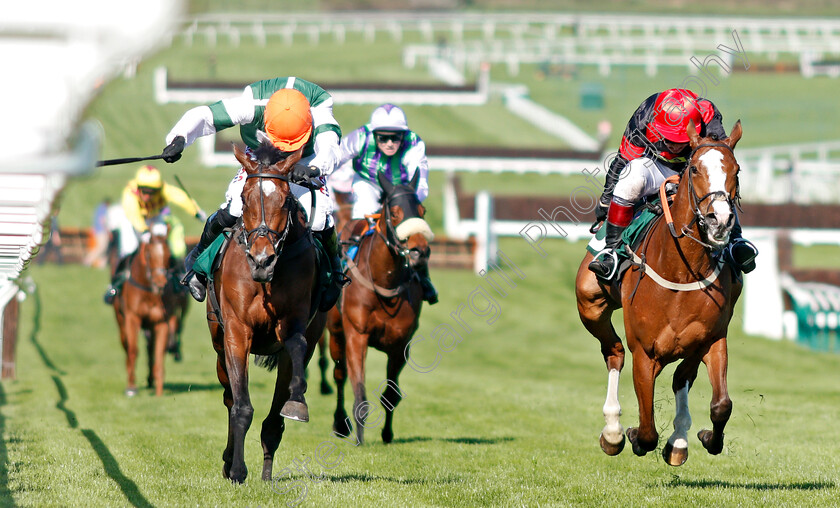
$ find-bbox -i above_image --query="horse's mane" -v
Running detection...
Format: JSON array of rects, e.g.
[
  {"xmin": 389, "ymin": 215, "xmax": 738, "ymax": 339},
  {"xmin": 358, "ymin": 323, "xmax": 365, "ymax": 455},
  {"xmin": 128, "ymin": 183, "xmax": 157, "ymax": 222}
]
[{"xmin": 253, "ymin": 139, "xmax": 291, "ymax": 168}]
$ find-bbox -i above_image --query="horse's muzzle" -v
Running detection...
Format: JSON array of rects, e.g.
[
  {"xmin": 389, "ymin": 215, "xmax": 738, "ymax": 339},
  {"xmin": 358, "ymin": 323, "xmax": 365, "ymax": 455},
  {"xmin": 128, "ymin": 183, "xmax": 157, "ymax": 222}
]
[
  {"xmin": 246, "ymin": 249, "xmax": 277, "ymax": 283},
  {"xmin": 408, "ymin": 245, "xmax": 430, "ymax": 270}
]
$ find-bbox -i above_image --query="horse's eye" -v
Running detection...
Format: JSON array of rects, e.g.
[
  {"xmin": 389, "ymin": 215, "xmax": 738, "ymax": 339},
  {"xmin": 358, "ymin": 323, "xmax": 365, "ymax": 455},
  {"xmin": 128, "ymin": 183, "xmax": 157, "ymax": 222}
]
[{"xmin": 690, "ymin": 165, "xmax": 698, "ymax": 174}]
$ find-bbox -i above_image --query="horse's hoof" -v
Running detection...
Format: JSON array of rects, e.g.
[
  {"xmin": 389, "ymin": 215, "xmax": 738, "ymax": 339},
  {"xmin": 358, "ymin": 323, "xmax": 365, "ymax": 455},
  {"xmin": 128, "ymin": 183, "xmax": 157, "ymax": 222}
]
[
  {"xmin": 320, "ymin": 382, "xmax": 333, "ymax": 395},
  {"xmin": 697, "ymin": 429, "xmax": 724, "ymax": 455},
  {"xmin": 662, "ymin": 441, "xmax": 688, "ymax": 466},
  {"xmin": 599, "ymin": 432, "xmax": 625, "ymax": 456},
  {"xmin": 333, "ymin": 419, "xmax": 352, "ymax": 438},
  {"xmin": 382, "ymin": 427, "xmax": 393, "ymax": 444},
  {"xmin": 626, "ymin": 427, "xmax": 648, "ymax": 457},
  {"xmin": 125, "ymin": 388, "xmax": 138, "ymax": 397},
  {"xmin": 222, "ymin": 463, "xmax": 231, "ymax": 480},
  {"xmin": 280, "ymin": 400, "xmax": 309, "ymax": 422}
]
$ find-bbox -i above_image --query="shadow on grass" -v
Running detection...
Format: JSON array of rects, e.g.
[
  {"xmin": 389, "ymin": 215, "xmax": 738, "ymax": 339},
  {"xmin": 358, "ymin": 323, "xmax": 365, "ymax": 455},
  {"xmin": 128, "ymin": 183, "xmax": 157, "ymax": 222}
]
[
  {"xmin": 29, "ymin": 289, "xmax": 66, "ymax": 375},
  {"xmin": 165, "ymin": 382, "xmax": 222, "ymax": 394},
  {"xmin": 82, "ymin": 429, "xmax": 154, "ymax": 508},
  {"xmin": 668, "ymin": 477, "xmax": 836, "ymax": 491},
  {"xmin": 323, "ymin": 472, "xmax": 461, "ymax": 485},
  {"xmin": 391, "ymin": 436, "xmax": 515, "ymax": 445}
]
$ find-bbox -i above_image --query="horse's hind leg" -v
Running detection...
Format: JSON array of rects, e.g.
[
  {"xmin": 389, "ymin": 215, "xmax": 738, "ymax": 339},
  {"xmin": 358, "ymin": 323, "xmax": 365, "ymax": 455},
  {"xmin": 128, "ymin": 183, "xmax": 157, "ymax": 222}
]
[
  {"xmin": 329, "ymin": 325, "xmax": 353, "ymax": 439},
  {"xmin": 698, "ymin": 338, "xmax": 732, "ymax": 456},
  {"xmin": 575, "ymin": 260, "xmax": 626, "ymax": 455},
  {"xmin": 318, "ymin": 332, "xmax": 333, "ymax": 395},
  {"xmin": 380, "ymin": 351, "xmax": 407, "ymax": 444},
  {"xmin": 261, "ymin": 350, "xmax": 292, "ymax": 481},
  {"xmin": 663, "ymin": 358, "xmax": 701, "ymax": 466}
]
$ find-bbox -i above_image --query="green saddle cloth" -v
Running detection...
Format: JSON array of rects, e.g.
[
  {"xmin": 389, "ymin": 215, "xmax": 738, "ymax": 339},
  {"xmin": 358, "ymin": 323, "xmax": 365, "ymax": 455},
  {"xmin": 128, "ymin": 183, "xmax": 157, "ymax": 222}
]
[
  {"xmin": 193, "ymin": 234, "xmax": 227, "ymax": 282},
  {"xmin": 193, "ymin": 232, "xmax": 331, "ymax": 290},
  {"xmin": 586, "ymin": 203, "xmax": 661, "ymax": 258}
]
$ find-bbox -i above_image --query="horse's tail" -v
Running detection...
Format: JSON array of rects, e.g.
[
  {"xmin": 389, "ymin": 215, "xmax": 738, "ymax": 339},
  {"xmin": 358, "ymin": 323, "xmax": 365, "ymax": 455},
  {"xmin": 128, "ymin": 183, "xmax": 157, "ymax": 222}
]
[{"xmin": 254, "ymin": 353, "xmax": 280, "ymax": 371}]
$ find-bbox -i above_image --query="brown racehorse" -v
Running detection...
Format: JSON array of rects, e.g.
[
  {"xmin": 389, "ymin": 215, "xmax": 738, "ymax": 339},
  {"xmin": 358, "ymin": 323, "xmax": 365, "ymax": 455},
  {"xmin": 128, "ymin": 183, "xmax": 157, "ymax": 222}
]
[
  {"xmin": 575, "ymin": 120, "xmax": 744, "ymax": 466},
  {"xmin": 113, "ymin": 222, "xmax": 180, "ymax": 396},
  {"xmin": 207, "ymin": 141, "xmax": 326, "ymax": 484},
  {"xmin": 327, "ymin": 171, "xmax": 434, "ymax": 445}
]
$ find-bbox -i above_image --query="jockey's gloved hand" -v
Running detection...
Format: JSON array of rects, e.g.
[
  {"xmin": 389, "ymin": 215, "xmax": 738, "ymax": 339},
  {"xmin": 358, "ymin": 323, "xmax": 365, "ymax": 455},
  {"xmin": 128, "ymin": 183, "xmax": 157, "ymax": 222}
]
[
  {"xmin": 162, "ymin": 136, "xmax": 185, "ymax": 163},
  {"xmin": 594, "ymin": 198, "xmax": 610, "ymax": 223},
  {"xmin": 195, "ymin": 209, "xmax": 208, "ymax": 222},
  {"xmin": 291, "ymin": 164, "xmax": 321, "ymax": 186}
]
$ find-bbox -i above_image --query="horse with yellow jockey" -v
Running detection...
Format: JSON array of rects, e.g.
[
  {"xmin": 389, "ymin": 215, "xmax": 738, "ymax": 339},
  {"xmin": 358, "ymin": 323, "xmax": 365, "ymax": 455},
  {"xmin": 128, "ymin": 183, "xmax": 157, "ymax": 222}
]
[{"xmin": 104, "ymin": 165, "xmax": 206, "ymax": 303}]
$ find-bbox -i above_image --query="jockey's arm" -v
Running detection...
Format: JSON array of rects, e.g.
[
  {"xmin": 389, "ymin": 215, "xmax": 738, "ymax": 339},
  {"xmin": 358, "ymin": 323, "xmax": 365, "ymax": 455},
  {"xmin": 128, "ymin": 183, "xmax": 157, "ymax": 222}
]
[
  {"xmin": 165, "ymin": 86, "xmax": 257, "ymax": 146},
  {"xmin": 404, "ymin": 140, "xmax": 430, "ymax": 202},
  {"xmin": 121, "ymin": 185, "xmax": 148, "ymax": 233},
  {"xmin": 161, "ymin": 183, "xmax": 201, "ymax": 217},
  {"xmin": 307, "ymin": 98, "xmax": 342, "ymax": 178},
  {"xmin": 336, "ymin": 126, "xmax": 366, "ymax": 168}
]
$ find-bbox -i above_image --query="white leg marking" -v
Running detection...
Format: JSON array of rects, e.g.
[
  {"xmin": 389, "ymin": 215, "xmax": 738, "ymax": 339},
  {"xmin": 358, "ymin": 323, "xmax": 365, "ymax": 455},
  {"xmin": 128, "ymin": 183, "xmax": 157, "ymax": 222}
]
[
  {"xmin": 668, "ymin": 380, "xmax": 692, "ymax": 449},
  {"xmin": 602, "ymin": 368, "xmax": 623, "ymax": 443}
]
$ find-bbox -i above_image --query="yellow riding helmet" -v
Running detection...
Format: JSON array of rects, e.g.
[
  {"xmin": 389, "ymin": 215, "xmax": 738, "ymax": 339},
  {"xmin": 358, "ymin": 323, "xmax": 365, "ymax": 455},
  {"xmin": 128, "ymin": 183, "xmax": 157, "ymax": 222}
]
[
  {"xmin": 135, "ymin": 165, "xmax": 163, "ymax": 189},
  {"xmin": 264, "ymin": 89, "xmax": 313, "ymax": 152}
]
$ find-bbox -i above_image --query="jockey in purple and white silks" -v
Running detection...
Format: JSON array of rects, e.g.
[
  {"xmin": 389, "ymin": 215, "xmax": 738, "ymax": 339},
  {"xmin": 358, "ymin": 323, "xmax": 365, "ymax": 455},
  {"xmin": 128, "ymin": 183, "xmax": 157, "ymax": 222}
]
[
  {"xmin": 335, "ymin": 104, "xmax": 437, "ymax": 304},
  {"xmin": 588, "ymin": 88, "xmax": 758, "ymax": 281}
]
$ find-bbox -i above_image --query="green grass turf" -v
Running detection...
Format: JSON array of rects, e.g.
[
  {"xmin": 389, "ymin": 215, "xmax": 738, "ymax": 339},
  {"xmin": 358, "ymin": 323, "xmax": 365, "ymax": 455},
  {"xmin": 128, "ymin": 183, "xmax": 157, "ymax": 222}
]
[{"xmin": 2, "ymin": 237, "xmax": 839, "ymax": 506}]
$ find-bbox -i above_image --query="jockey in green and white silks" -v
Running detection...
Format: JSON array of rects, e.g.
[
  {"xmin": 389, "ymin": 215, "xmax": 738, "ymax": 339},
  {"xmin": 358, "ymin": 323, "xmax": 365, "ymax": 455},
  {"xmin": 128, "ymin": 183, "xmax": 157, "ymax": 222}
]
[
  {"xmin": 335, "ymin": 103, "xmax": 437, "ymax": 304},
  {"xmin": 336, "ymin": 104, "xmax": 429, "ymax": 219},
  {"xmin": 160, "ymin": 77, "xmax": 350, "ymax": 306}
]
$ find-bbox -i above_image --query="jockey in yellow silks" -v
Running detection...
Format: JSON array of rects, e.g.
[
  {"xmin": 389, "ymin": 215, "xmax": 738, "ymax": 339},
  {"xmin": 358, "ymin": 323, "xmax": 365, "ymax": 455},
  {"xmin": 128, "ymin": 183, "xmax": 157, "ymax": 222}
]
[{"xmin": 103, "ymin": 165, "xmax": 205, "ymax": 304}]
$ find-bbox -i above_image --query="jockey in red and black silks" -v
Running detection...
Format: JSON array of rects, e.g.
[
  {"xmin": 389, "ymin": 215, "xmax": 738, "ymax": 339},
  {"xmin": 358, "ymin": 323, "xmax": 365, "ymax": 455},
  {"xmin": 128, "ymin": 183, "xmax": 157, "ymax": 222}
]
[{"xmin": 588, "ymin": 88, "xmax": 758, "ymax": 282}]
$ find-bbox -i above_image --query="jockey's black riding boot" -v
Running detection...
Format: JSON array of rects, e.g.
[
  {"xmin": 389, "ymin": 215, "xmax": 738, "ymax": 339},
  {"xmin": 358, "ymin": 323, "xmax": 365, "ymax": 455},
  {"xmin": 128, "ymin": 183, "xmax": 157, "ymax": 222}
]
[
  {"xmin": 182, "ymin": 208, "xmax": 236, "ymax": 302},
  {"xmin": 416, "ymin": 264, "xmax": 439, "ymax": 305},
  {"xmin": 315, "ymin": 226, "xmax": 351, "ymax": 312},
  {"xmin": 103, "ymin": 255, "xmax": 131, "ymax": 304},
  {"xmin": 588, "ymin": 222, "xmax": 627, "ymax": 281},
  {"xmin": 725, "ymin": 221, "xmax": 758, "ymax": 274}
]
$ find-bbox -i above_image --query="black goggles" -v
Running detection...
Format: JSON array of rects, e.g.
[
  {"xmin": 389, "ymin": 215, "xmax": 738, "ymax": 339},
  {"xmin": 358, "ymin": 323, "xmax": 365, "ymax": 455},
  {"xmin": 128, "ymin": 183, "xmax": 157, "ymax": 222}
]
[{"xmin": 375, "ymin": 132, "xmax": 403, "ymax": 144}]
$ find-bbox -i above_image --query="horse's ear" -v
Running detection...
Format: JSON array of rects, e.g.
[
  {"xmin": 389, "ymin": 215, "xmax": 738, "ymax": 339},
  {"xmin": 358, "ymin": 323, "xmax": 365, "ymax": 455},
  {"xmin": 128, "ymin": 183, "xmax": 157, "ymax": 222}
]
[
  {"xmin": 726, "ymin": 120, "xmax": 742, "ymax": 150},
  {"xmin": 278, "ymin": 147, "xmax": 305, "ymax": 175},
  {"xmin": 377, "ymin": 172, "xmax": 395, "ymax": 196},
  {"xmin": 409, "ymin": 169, "xmax": 420, "ymax": 190},
  {"xmin": 232, "ymin": 143, "xmax": 255, "ymax": 173},
  {"xmin": 686, "ymin": 120, "xmax": 701, "ymax": 149}
]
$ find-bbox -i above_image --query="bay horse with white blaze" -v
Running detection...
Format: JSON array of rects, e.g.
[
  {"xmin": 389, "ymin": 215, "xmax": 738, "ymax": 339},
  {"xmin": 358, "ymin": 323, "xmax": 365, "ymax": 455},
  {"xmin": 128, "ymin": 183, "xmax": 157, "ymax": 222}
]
[
  {"xmin": 207, "ymin": 141, "xmax": 326, "ymax": 484},
  {"xmin": 112, "ymin": 222, "xmax": 181, "ymax": 396},
  {"xmin": 327, "ymin": 171, "xmax": 433, "ymax": 445},
  {"xmin": 575, "ymin": 120, "xmax": 744, "ymax": 466}
]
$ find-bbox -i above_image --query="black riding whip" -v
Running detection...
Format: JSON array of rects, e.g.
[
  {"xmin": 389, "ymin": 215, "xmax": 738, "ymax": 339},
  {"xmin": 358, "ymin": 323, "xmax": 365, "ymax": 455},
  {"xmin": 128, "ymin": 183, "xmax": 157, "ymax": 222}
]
[{"xmin": 96, "ymin": 154, "xmax": 164, "ymax": 167}]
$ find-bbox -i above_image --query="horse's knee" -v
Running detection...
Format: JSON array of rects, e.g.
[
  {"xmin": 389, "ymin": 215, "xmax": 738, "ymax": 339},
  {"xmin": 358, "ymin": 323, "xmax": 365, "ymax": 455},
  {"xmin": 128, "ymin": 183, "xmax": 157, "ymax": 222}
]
[
  {"xmin": 230, "ymin": 403, "xmax": 254, "ymax": 427},
  {"xmin": 710, "ymin": 397, "xmax": 732, "ymax": 424}
]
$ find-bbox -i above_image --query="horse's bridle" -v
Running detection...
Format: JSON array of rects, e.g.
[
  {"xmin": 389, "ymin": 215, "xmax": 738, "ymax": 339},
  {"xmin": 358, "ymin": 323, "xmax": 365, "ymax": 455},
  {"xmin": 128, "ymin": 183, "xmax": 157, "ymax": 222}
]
[
  {"xmin": 127, "ymin": 238, "xmax": 171, "ymax": 295},
  {"xmin": 377, "ymin": 189, "xmax": 426, "ymax": 269},
  {"xmin": 676, "ymin": 142, "xmax": 741, "ymax": 250}
]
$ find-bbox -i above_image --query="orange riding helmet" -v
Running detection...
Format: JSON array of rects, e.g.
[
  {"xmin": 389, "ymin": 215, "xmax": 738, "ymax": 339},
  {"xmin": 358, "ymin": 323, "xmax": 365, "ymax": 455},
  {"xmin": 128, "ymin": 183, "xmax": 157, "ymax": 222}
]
[{"xmin": 263, "ymin": 89, "xmax": 313, "ymax": 152}]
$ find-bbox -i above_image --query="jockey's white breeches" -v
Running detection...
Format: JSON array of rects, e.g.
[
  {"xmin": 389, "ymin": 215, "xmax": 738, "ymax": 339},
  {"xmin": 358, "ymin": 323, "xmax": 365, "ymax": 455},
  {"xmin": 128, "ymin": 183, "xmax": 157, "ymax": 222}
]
[
  {"xmin": 223, "ymin": 167, "xmax": 334, "ymax": 231},
  {"xmin": 351, "ymin": 177, "xmax": 384, "ymax": 219},
  {"xmin": 612, "ymin": 157, "xmax": 679, "ymax": 204}
]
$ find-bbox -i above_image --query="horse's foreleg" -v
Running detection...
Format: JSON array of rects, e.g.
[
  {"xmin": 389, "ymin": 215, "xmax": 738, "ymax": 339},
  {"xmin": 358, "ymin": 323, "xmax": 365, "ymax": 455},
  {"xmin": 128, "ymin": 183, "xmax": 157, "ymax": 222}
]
[
  {"xmin": 346, "ymin": 331, "xmax": 370, "ymax": 446},
  {"xmin": 380, "ymin": 351, "xmax": 407, "ymax": 444},
  {"xmin": 663, "ymin": 358, "xmax": 701, "ymax": 466},
  {"xmin": 224, "ymin": 327, "xmax": 253, "ymax": 484},
  {"xmin": 627, "ymin": 351, "xmax": 663, "ymax": 456},
  {"xmin": 698, "ymin": 338, "xmax": 732, "ymax": 456},
  {"xmin": 152, "ymin": 321, "xmax": 168, "ymax": 396},
  {"xmin": 123, "ymin": 315, "xmax": 140, "ymax": 397},
  {"xmin": 215, "ymin": 352, "xmax": 235, "ymax": 480},
  {"xmin": 261, "ymin": 350, "xmax": 292, "ymax": 481},
  {"xmin": 280, "ymin": 331, "xmax": 310, "ymax": 422}
]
